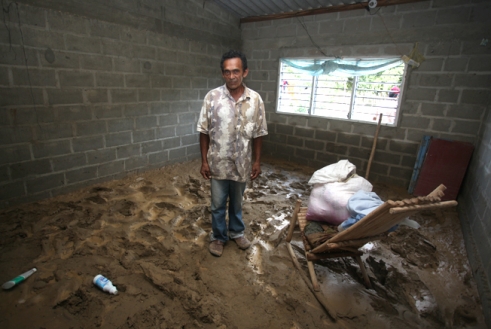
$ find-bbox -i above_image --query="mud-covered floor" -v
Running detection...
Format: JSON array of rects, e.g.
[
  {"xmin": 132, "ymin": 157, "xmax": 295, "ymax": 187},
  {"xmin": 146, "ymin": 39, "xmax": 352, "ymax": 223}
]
[{"xmin": 0, "ymin": 158, "xmax": 486, "ymax": 328}]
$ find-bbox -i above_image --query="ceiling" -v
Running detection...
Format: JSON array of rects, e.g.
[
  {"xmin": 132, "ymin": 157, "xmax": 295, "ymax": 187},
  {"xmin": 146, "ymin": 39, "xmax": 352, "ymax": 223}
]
[{"xmin": 209, "ymin": 0, "xmax": 428, "ymax": 23}]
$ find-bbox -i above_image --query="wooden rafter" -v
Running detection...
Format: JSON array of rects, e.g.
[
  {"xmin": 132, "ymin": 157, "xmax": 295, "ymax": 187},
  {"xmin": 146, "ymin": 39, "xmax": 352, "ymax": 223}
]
[{"xmin": 240, "ymin": 0, "xmax": 429, "ymax": 24}]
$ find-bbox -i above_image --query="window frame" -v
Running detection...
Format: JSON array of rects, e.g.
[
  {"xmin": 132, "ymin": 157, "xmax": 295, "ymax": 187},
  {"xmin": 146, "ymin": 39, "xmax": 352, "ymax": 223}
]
[{"xmin": 275, "ymin": 57, "xmax": 408, "ymax": 127}]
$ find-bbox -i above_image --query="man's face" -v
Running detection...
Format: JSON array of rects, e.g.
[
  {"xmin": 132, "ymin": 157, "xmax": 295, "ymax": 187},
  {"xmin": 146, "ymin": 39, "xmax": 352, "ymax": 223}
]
[{"xmin": 222, "ymin": 58, "xmax": 249, "ymax": 91}]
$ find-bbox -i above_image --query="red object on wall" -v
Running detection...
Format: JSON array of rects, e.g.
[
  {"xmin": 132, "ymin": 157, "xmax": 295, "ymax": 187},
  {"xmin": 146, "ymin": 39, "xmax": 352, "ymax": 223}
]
[{"xmin": 412, "ymin": 138, "xmax": 474, "ymax": 201}]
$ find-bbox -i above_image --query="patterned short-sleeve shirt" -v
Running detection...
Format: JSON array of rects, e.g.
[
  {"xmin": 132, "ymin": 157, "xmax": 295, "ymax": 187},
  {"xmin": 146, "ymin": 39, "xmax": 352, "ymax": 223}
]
[{"xmin": 197, "ymin": 84, "xmax": 268, "ymax": 182}]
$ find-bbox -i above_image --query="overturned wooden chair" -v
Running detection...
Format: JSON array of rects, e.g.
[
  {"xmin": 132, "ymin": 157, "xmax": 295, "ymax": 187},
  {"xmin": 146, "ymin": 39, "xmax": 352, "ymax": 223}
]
[{"xmin": 286, "ymin": 184, "xmax": 457, "ymax": 292}]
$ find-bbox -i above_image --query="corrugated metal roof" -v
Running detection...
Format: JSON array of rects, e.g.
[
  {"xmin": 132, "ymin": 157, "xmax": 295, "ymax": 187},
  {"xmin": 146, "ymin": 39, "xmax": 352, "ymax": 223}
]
[
  {"xmin": 209, "ymin": 0, "xmax": 428, "ymax": 23},
  {"xmin": 211, "ymin": 0, "xmax": 365, "ymax": 18}
]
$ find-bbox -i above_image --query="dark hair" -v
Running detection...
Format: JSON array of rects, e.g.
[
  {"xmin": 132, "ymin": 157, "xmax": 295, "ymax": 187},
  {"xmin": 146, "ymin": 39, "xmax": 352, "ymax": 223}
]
[{"xmin": 220, "ymin": 50, "xmax": 248, "ymax": 71}]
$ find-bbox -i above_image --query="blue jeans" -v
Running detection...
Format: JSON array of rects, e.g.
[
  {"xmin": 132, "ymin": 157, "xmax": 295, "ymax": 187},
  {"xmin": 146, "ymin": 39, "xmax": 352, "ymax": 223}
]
[{"xmin": 210, "ymin": 179, "xmax": 247, "ymax": 242}]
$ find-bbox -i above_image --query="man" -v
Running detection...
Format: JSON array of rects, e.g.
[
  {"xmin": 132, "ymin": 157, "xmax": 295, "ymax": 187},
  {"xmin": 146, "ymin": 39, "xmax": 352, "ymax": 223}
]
[{"xmin": 197, "ymin": 50, "xmax": 268, "ymax": 257}]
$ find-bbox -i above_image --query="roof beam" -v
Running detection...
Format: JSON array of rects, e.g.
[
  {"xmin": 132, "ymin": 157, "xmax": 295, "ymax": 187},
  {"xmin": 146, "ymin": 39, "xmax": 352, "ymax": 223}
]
[{"xmin": 240, "ymin": 0, "xmax": 429, "ymax": 24}]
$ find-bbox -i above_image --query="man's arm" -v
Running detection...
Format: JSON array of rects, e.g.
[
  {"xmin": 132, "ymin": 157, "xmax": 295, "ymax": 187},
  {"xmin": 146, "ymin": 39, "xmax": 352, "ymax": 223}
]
[
  {"xmin": 199, "ymin": 133, "xmax": 211, "ymax": 179},
  {"xmin": 250, "ymin": 136, "xmax": 263, "ymax": 180}
]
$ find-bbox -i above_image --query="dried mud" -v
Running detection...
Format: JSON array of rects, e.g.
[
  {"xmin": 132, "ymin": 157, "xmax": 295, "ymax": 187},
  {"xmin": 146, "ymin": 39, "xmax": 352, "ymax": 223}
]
[{"xmin": 0, "ymin": 158, "xmax": 486, "ymax": 329}]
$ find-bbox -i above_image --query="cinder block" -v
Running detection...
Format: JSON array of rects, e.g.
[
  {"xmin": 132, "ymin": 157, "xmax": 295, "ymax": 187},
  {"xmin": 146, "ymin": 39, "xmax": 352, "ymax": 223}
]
[
  {"xmin": 374, "ymin": 151, "xmax": 401, "ymax": 165},
  {"xmin": 151, "ymin": 75, "xmax": 173, "ymax": 88},
  {"xmin": 368, "ymin": 162, "xmax": 389, "ymax": 175},
  {"xmin": 40, "ymin": 49, "xmax": 79, "ymax": 69},
  {"xmin": 419, "ymin": 73, "xmax": 452, "ymax": 87},
  {"xmin": 56, "ymin": 105, "xmax": 92, "ymax": 121},
  {"xmin": 0, "ymin": 126, "xmax": 33, "ymax": 145},
  {"xmin": 135, "ymin": 116, "xmax": 157, "ymax": 130},
  {"xmin": 148, "ymin": 150, "xmax": 169, "ymax": 164},
  {"xmin": 168, "ymin": 101, "xmax": 189, "ymax": 113},
  {"xmin": 0, "ymin": 145, "xmax": 31, "ymax": 165},
  {"xmin": 125, "ymin": 156, "xmax": 148, "ymax": 171},
  {"xmin": 447, "ymin": 104, "xmax": 485, "ymax": 120},
  {"xmin": 48, "ymin": 10, "xmax": 87, "ymax": 34},
  {"xmin": 437, "ymin": 8, "xmax": 471, "ymax": 25},
  {"xmin": 52, "ymin": 153, "xmax": 87, "ymax": 171},
  {"xmin": 89, "ymin": 20, "xmax": 120, "ymax": 39},
  {"xmin": 26, "ymin": 173, "xmax": 64, "ymax": 193},
  {"xmin": 163, "ymin": 137, "xmax": 180, "ymax": 149},
  {"xmin": 94, "ymin": 105, "xmax": 123, "ymax": 119},
  {"xmin": 33, "ymin": 140, "xmax": 71, "ymax": 158},
  {"xmin": 176, "ymin": 124, "xmax": 193, "ymax": 136},
  {"xmin": 10, "ymin": 159, "xmax": 52, "ymax": 179},
  {"xmin": 389, "ymin": 140, "xmax": 419, "ymax": 155},
  {"xmin": 181, "ymin": 134, "xmax": 198, "ymax": 146},
  {"xmin": 401, "ymin": 115, "xmax": 431, "ymax": 129},
  {"xmin": 17, "ymin": 4, "xmax": 46, "ymax": 28},
  {"xmin": 295, "ymin": 127, "xmax": 314, "ymax": 138},
  {"xmin": 455, "ymin": 74, "xmax": 491, "ymax": 88},
  {"xmin": 401, "ymin": 11, "xmax": 436, "ymax": 28},
  {"xmin": 35, "ymin": 123, "xmax": 73, "ymax": 140},
  {"xmin": 111, "ymin": 89, "xmax": 137, "ymax": 103},
  {"xmin": 468, "ymin": 57, "xmax": 491, "ymax": 71},
  {"xmin": 65, "ymin": 34, "xmax": 101, "ymax": 54},
  {"xmin": 117, "ymin": 144, "xmax": 141, "ymax": 159},
  {"xmin": 438, "ymin": 89, "xmax": 460, "ymax": 103},
  {"xmin": 173, "ymin": 77, "xmax": 191, "ymax": 88},
  {"xmin": 315, "ymin": 130, "xmax": 336, "ymax": 141},
  {"xmin": 107, "ymin": 118, "xmax": 134, "ymax": 132},
  {"xmin": 105, "ymin": 131, "xmax": 132, "ymax": 147},
  {"xmin": 0, "ymin": 88, "xmax": 44, "ymax": 106},
  {"xmin": 102, "ymin": 39, "xmax": 133, "ymax": 58},
  {"xmin": 76, "ymin": 121, "xmax": 106, "ymax": 136},
  {"xmin": 96, "ymin": 73, "xmax": 124, "ymax": 87},
  {"xmin": 59, "ymin": 71, "xmax": 95, "ymax": 87},
  {"xmin": 66, "ymin": 166, "xmax": 97, "ymax": 184},
  {"xmin": 337, "ymin": 133, "xmax": 361, "ymax": 146},
  {"xmin": 0, "ymin": 67, "xmax": 8, "ymax": 86},
  {"xmin": 0, "ymin": 44, "xmax": 36, "ymax": 66},
  {"xmin": 169, "ymin": 148, "xmax": 186, "ymax": 160},
  {"xmin": 158, "ymin": 114, "xmax": 179, "ymax": 127},
  {"xmin": 142, "ymin": 140, "xmax": 162, "ymax": 153},
  {"xmin": 87, "ymin": 148, "xmax": 116, "ymax": 164},
  {"xmin": 121, "ymin": 27, "xmax": 147, "ymax": 45},
  {"xmin": 157, "ymin": 49, "xmax": 178, "ymax": 62},
  {"xmin": 139, "ymin": 89, "xmax": 160, "ymax": 101},
  {"xmin": 133, "ymin": 129, "xmax": 155, "ymax": 143},
  {"xmin": 444, "ymin": 58, "xmax": 468, "ymax": 72},
  {"xmin": 178, "ymin": 113, "xmax": 195, "ymax": 125},
  {"xmin": 452, "ymin": 120, "xmax": 481, "ymax": 135},
  {"xmin": 47, "ymin": 89, "xmax": 84, "ymax": 105},
  {"xmin": 0, "ymin": 181, "xmax": 26, "ymax": 199},
  {"xmin": 98, "ymin": 160, "xmax": 124, "ymax": 177},
  {"xmin": 125, "ymin": 74, "xmax": 151, "ymax": 88},
  {"xmin": 132, "ymin": 45, "xmax": 156, "ymax": 60},
  {"xmin": 80, "ymin": 55, "xmax": 113, "ymax": 71},
  {"xmin": 86, "ymin": 89, "xmax": 108, "ymax": 103},
  {"xmin": 157, "ymin": 126, "xmax": 176, "ymax": 139},
  {"xmin": 461, "ymin": 90, "xmax": 491, "ymax": 105},
  {"xmin": 405, "ymin": 88, "xmax": 437, "ymax": 101},
  {"xmin": 73, "ymin": 135, "xmax": 104, "ymax": 152},
  {"xmin": 124, "ymin": 104, "xmax": 148, "ymax": 117},
  {"xmin": 421, "ymin": 103, "xmax": 446, "ymax": 116},
  {"xmin": 286, "ymin": 136, "xmax": 303, "ymax": 147},
  {"xmin": 12, "ymin": 68, "xmax": 57, "ymax": 86},
  {"xmin": 114, "ymin": 58, "xmax": 140, "ymax": 73},
  {"xmin": 186, "ymin": 144, "xmax": 200, "ymax": 156},
  {"xmin": 276, "ymin": 124, "xmax": 294, "ymax": 135},
  {"xmin": 22, "ymin": 28, "xmax": 65, "ymax": 49},
  {"xmin": 180, "ymin": 89, "xmax": 200, "ymax": 100}
]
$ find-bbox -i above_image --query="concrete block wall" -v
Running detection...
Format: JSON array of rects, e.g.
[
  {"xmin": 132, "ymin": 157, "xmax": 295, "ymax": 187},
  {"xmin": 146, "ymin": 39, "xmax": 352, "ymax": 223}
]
[
  {"xmin": 459, "ymin": 107, "xmax": 491, "ymax": 325},
  {"xmin": 241, "ymin": 0, "xmax": 491, "ymax": 188},
  {"xmin": 0, "ymin": 0, "xmax": 240, "ymax": 207},
  {"xmin": 241, "ymin": 1, "xmax": 491, "ymax": 324}
]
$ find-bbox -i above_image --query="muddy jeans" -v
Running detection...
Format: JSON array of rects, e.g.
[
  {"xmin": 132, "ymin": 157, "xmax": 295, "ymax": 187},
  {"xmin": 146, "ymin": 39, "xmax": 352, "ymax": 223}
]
[{"xmin": 209, "ymin": 179, "xmax": 247, "ymax": 243}]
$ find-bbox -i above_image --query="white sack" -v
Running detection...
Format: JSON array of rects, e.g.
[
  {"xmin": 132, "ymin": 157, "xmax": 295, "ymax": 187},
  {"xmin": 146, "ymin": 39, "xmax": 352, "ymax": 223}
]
[{"xmin": 308, "ymin": 159, "xmax": 356, "ymax": 185}]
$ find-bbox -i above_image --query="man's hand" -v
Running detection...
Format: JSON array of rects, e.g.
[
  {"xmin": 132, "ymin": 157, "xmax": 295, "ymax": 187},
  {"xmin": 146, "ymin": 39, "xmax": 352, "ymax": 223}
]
[
  {"xmin": 250, "ymin": 162, "xmax": 261, "ymax": 180},
  {"xmin": 200, "ymin": 162, "xmax": 211, "ymax": 180}
]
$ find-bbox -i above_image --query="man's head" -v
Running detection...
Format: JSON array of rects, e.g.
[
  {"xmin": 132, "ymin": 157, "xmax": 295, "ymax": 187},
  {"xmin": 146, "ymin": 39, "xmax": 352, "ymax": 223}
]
[
  {"xmin": 220, "ymin": 50, "xmax": 249, "ymax": 92},
  {"xmin": 220, "ymin": 50, "xmax": 248, "ymax": 72}
]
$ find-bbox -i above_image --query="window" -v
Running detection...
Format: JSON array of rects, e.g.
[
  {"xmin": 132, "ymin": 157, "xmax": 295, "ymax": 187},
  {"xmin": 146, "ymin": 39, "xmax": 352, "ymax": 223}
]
[{"xmin": 277, "ymin": 58, "xmax": 407, "ymax": 126}]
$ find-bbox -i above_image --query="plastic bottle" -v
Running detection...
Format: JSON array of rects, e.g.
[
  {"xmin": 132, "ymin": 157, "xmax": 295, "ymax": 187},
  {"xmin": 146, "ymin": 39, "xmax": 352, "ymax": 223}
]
[
  {"xmin": 2, "ymin": 268, "xmax": 37, "ymax": 290},
  {"xmin": 93, "ymin": 274, "xmax": 118, "ymax": 295}
]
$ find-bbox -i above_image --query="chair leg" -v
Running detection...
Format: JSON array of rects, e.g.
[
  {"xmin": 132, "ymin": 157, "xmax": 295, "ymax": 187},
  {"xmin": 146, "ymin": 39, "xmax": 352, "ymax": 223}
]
[
  {"xmin": 286, "ymin": 199, "xmax": 302, "ymax": 243},
  {"xmin": 354, "ymin": 255, "xmax": 372, "ymax": 289},
  {"xmin": 306, "ymin": 257, "xmax": 320, "ymax": 292}
]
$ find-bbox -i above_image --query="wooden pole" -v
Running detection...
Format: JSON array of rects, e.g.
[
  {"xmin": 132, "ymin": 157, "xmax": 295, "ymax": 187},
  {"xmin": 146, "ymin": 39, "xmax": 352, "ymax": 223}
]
[
  {"xmin": 365, "ymin": 113, "xmax": 383, "ymax": 180},
  {"xmin": 286, "ymin": 243, "xmax": 337, "ymax": 321}
]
